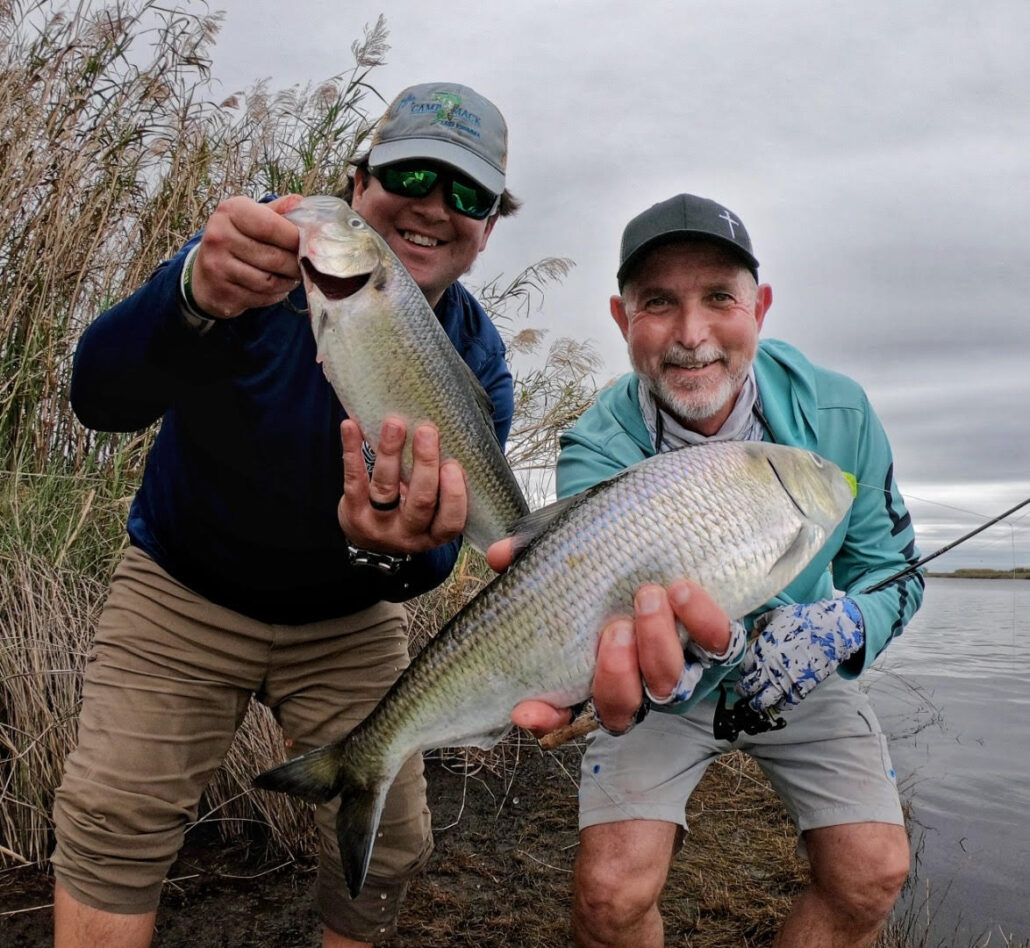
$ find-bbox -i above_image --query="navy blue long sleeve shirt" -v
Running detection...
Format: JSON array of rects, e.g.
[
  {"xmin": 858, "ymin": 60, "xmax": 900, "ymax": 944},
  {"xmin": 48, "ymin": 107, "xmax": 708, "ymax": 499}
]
[{"xmin": 71, "ymin": 237, "xmax": 515, "ymax": 624}]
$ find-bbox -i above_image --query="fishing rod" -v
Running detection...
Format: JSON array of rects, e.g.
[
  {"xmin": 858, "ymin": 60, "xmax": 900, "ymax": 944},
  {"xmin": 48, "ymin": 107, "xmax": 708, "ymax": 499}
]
[{"xmin": 863, "ymin": 494, "xmax": 1030, "ymax": 593}]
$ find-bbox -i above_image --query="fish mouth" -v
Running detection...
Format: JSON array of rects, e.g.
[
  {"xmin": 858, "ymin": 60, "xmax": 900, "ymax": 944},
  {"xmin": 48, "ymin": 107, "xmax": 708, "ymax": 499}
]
[{"xmin": 301, "ymin": 258, "xmax": 370, "ymax": 300}]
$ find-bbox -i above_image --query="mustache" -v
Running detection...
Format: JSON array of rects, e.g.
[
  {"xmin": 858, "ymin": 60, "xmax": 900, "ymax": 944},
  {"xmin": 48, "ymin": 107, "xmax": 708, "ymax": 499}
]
[{"xmin": 663, "ymin": 344, "xmax": 726, "ymax": 368}]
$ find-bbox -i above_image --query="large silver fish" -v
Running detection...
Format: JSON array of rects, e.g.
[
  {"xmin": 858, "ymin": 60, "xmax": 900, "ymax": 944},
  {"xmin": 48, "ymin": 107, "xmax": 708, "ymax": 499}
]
[
  {"xmin": 255, "ymin": 441, "xmax": 854, "ymax": 896},
  {"xmin": 286, "ymin": 194, "xmax": 529, "ymax": 551}
]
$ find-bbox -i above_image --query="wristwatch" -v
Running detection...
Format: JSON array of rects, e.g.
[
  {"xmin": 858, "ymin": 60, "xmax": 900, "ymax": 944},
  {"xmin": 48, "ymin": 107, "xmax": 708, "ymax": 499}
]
[{"xmin": 346, "ymin": 544, "xmax": 412, "ymax": 575}]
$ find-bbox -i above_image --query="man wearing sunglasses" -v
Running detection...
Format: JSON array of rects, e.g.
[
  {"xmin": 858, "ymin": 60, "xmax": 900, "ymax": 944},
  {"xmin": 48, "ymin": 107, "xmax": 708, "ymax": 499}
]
[{"xmin": 55, "ymin": 82, "xmax": 518, "ymax": 948}]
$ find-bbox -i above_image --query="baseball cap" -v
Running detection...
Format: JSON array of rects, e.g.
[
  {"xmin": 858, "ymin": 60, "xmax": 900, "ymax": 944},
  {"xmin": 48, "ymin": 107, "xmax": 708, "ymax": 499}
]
[
  {"xmin": 368, "ymin": 82, "xmax": 508, "ymax": 195},
  {"xmin": 617, "ymin": 194, "xmax": 759, "ymax": 288}
]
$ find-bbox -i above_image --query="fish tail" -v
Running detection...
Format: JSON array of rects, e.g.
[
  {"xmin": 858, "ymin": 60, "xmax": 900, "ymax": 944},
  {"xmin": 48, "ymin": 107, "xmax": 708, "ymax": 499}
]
[
  {"xmin": 255, "ymin": 737, "xmax": 391, "ymax": 897},
  {"xmin": 253, "ymin": 739, "xmax": 350, "ymax": 804},
  {"xmin": 336, "ymin": 774, "xmax": 391, "ymax": 898}
]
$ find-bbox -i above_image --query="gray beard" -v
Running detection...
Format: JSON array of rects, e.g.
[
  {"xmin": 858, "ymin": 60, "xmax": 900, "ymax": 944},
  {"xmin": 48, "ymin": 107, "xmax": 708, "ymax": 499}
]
[
  {"xmin": 632, "ymin": 343, "xmax": 749, "ymax": 424},
  {"xmin": 637, "ymin": 369, "xmax": 763, "ymax": 450}
]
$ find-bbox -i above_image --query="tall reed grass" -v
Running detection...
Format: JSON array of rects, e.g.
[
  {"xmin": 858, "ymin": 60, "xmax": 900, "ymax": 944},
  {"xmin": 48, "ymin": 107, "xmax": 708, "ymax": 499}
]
[{"xmin": 0, "ymin": 0, "xmax": 598, "ymax": 868}]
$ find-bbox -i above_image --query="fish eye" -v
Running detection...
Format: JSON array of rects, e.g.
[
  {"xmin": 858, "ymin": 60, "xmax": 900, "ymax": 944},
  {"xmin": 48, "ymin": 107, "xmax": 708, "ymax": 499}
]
[
  {"xmin": 809, "ymin": 453, "xmax": 824, "ymax": 468},
  {"xmin": 348, "ymin": 217, "xmax": 364, "ymax": 229}
]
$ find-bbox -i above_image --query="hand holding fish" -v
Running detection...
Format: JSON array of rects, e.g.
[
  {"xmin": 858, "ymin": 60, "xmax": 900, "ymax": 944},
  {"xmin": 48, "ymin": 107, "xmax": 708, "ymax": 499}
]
[
  {"xmin": 487, "ymin": 538, "xmax": 737, "ymax": 737},
  {"xmin": 188, "ymin": 195, "xmax": 303, "ymax": 319},
  {"xmin": 338, "ymin": 416, "xmax": 468, "ymax": 553}
]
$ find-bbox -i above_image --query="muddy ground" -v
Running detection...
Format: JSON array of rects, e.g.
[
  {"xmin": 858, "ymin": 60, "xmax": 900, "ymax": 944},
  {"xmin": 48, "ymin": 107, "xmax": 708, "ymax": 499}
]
[{"xmin": 1, "ymin": 742, "xmax": 810, "ymax": 947}]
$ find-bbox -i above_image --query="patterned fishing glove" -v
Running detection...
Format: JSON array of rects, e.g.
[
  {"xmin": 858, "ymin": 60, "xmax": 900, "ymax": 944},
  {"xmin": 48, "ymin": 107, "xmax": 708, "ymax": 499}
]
[
  {"xmin": 736, "ymin": 598, "xmax": 865, "ymax": 711},
  {"xmin": 646, "ymin": 620, "xmax": 749, "ymax": 710}
]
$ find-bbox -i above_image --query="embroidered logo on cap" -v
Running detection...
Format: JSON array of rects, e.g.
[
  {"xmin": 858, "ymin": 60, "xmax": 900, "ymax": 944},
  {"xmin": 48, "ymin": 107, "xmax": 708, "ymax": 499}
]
[
  {"xmin": 431, "ymin": 92, "xmax": 461, "ymax": 123},
  {"xmin": 719, "ymin": 209, "xmax": 740, "ymax": 238}
]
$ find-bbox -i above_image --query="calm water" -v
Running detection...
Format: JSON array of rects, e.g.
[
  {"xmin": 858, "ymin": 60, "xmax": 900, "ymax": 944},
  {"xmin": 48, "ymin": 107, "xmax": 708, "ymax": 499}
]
[{"xmin": 865, "ymin": 577, "xmax": 1030, "ymax": 945}]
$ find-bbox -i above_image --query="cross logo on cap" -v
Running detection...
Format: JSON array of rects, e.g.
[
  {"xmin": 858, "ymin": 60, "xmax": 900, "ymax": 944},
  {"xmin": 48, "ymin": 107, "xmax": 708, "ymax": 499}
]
[{"xmin": 719, "ymin": 210, "xmax": 740, "ymax": 238}]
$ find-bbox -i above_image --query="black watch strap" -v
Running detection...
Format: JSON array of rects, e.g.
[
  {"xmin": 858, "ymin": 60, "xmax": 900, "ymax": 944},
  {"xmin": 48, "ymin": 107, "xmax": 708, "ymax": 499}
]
[{"xmin": 347, "ymin": 544, "xmax": 412, "ymax": 575}]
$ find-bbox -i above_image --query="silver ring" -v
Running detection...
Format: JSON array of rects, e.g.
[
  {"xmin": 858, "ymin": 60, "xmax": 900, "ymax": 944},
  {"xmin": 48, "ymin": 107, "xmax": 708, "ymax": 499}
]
[{"xmin": 369, "ymin": 495, "xmax": 400, "ymax": 512}]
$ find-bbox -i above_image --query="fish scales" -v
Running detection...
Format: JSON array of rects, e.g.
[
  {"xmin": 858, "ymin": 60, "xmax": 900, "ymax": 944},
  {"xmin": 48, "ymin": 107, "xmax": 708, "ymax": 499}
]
[
  {"xmin": 364, "ymin": 444, "xmax": 822, "ymax": 761},
  {"xmin": 254, "ymin": 440, "xmax": 855, "ymax": 896},
  {"xmin": 323, "ymin": 261, "xmax": 497, "ymax": 487},
  {"xmin": 287, "ymin": 195, "xmax": 529, "ymax": 551}
]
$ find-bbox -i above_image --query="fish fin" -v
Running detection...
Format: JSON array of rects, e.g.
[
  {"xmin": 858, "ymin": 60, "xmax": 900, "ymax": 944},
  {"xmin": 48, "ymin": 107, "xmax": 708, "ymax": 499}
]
[
  {"xmin": 507, "ymin": 462, "xmax": 650, "ymax": 554},
  {"xmin": 466, "ymin": 721, "xmax": 514, "ymax": 750},
  {"xmin": 258, "ymin": 739, "xmax": 395, "ymax": 899},
  {"xmin": 336, "ymin": 776, "xmax": 390, "ymax": 898},
  {"xmin": 253, "ymin": 740, "xmax": 348, "ymax": 804},
  {"xmin": 506, "ymin": 494, "xmax": 584, "ymax": 557},
  {"xmin": 767, "ymin": 523, "xmax": 814, "ymax": 580},
  {"xmin": 313, "ymin": 309, "xmax": 331, "ymax": 357},
  {"xmin": 508, "ymin": 465, "xmax": 648, "ymax": 556}
]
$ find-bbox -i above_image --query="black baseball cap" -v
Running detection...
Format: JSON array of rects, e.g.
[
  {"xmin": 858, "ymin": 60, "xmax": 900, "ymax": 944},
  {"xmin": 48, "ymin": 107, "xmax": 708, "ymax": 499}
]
[{"xmin": 617, "ymin": 194, "xmax": 759, "ymax": 288}]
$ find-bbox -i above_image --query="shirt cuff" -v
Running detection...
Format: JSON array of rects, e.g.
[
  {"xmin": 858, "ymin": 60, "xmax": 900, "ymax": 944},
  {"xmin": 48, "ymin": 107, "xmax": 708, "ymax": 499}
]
[{"xmin": 178, "ymin": 245, "xmax": 218, "ymax": 335}]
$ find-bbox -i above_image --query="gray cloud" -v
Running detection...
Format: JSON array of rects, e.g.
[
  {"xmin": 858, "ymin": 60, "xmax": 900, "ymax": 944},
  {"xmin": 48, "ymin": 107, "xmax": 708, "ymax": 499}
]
[{"xmin": 211, "ymin": 0, "xmax": 1030, "ymax": 567}]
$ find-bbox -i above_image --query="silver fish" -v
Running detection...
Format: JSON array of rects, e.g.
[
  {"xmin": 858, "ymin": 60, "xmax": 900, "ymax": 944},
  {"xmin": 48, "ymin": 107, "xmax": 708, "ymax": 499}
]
[
  {"xmin": 254, "ymin": 441, "xmax": 854, "ymax": 896},
  {"xmin": 286, "ymin": 194, "xmax": 529, "ymax": 551}
]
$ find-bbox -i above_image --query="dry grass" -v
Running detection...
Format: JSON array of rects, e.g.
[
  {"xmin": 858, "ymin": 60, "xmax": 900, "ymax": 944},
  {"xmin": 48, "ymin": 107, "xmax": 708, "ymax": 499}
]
[
  {"xmin": 0, "ymin": 553, "xmax": 102, "ymax": 866},
  {"xmin": 0, "ymin": 0, "xmax": 594, "ymax": 875},
  {"xmin": 393, "ymin": 746, "xmax": 1018, "ymax": 948},
  {"xmin": 202, "ymin": 700, "xmax": 319, "ymax": 860},
  {"xmin": 0, "ymin": 1, "xmax": 386, "ymax": 474},
  {"xmin": 0, "ymin": 0, "xmax": 388, "ymax": 869}
]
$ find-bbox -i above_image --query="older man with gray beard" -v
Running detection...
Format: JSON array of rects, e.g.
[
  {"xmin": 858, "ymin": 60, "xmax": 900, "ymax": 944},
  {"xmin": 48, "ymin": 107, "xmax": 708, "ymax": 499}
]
[{"xmin": 505, "ymin": 193, "xmax": 924, "ymax": 947}]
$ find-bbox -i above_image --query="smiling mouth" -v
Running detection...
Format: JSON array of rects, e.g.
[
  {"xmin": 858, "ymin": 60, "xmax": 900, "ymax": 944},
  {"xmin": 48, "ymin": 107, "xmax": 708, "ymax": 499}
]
[
  {"xmin": 301, "ymin": 259, "xmax": 369, "ymax": 300},
  {"xmin": 402, "ymin": 230, "xmax": 440, "ymax": 248},
  {"xmin": 667, "ymin": 361, "xmax": 716, "ymax": 371}
]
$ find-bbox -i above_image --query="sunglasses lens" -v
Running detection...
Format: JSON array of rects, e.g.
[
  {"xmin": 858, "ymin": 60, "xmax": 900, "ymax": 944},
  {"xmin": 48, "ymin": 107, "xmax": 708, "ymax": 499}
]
[
  {"xmin": 379, "ymin": 166, "xmax": 438, "ymax": 197},
  {"xmin": 449, "ymin": 179, "xmax": 495, "ymax": 219}
]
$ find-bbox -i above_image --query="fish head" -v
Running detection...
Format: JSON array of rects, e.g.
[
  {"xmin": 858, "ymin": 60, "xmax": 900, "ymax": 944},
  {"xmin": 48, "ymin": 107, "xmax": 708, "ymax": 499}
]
[
  {"xmin": 286, "ymin": 195, "xmax": 386, "ymax": 309},
  {"xmin": 757, "ymin": 443, "xmax": 855, "ymax": 534}
]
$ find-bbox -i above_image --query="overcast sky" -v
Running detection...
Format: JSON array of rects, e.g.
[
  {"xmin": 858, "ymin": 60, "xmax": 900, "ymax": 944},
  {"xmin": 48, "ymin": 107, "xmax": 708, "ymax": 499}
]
[{"xmin": 209, "ymin": 0, "xmax": 1029, "ymax": 569}]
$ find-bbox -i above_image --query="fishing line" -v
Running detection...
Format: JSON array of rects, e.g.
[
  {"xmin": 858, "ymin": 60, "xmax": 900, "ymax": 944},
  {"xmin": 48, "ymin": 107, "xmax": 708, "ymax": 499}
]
[
  {"xmin": 852, "ymin": 478, "xmax": 1028, "ymax": 647},
  {"xmin": 852, "ymin": 479, "xmax": 1025, "ymax": 524},
  {"xmin": 851, "ymin": 476, "xmax": 1029, "ymax": 559},
  {"xmin": 951, "ymin": 512, "xmax": 1030, "ymax": 557},
  {"xmin": 862, "ymin": 495, "xmax": 1030, "ymax": 593}
]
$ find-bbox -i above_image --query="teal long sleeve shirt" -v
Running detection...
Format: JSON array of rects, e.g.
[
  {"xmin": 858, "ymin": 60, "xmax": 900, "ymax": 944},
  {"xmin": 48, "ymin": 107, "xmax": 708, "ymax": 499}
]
[{"xmin": 556, "ymin": 338, "xmax": 924, "ymax": 710}]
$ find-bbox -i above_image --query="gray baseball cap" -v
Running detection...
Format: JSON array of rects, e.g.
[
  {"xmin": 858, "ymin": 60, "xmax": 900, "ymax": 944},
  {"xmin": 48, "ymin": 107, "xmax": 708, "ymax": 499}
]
[
  {"xmin": 617, "ymin": 194, "xmax": 759, "ymax": 288},
  {"xmin": 368, "ymin": 82, "xmax": 508, "ymax": 195}
]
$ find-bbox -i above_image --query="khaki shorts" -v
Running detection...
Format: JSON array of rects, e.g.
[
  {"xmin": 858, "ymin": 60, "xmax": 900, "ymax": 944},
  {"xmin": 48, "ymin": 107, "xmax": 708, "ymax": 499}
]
[
  {"xmin": 52, "ymin": 547, "xmax": 432, "ymax": 942},
  {"xmin": 580, "ymin": 672, "xmax": 904, "ymax": 840}
]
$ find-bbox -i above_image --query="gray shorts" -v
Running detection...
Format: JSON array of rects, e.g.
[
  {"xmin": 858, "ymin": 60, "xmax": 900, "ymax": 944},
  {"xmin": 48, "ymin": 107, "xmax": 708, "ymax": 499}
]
[
  {"xmin": 579, "ymin": 673, "xmax": 903, "ymax": 839},
  {"xmin": 52, "ymin": 547, "xmax": 432, "ymax": 942}
]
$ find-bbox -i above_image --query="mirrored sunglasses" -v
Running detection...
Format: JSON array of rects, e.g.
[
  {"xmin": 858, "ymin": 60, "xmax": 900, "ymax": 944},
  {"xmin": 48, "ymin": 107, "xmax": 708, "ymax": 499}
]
[{"xmin": 372, "ymin": 164, "xmax": 500, "ymax": 220}]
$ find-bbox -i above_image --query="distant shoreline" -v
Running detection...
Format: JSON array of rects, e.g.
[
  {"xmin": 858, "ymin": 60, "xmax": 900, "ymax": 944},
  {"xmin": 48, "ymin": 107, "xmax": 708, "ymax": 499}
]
[{"xmin": 925, "ymin": 568, "xmax": 1030, "ymax": 579}]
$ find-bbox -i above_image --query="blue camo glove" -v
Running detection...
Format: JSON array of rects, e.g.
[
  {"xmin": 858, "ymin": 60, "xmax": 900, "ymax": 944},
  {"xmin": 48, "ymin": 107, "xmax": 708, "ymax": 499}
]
[
  {"xmin": 736, "ymin": 598, "xmax": 864, "ymax": 711},
  {"xmin": 646, "ymin": 619, "xmax": 749, "ymax": 711}
]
